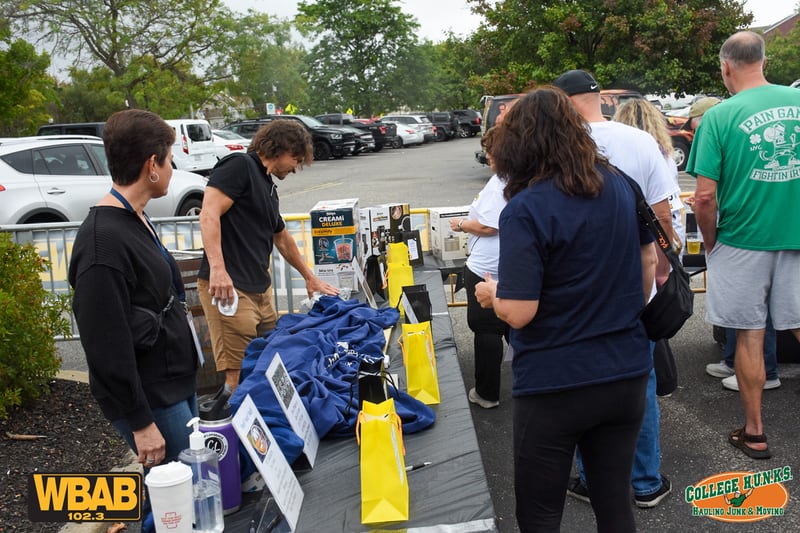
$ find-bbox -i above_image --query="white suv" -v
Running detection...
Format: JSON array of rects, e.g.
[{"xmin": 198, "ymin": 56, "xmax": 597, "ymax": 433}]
[
  {"xmin": 381, "ymin": 114, "xmax": 436, "ymax": 143},
  {"xmin": 165, "ymin": 119, "xmax": 218, "ymax": 175},
  {"xmin": 0, "ymin": 136, "xmax": 207, "ymax": 225}
]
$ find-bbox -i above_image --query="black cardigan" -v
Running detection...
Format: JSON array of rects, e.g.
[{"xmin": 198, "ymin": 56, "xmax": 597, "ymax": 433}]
[{"xmin": 68, "ymin": 206, "xmax": 197, "ymax": 430}]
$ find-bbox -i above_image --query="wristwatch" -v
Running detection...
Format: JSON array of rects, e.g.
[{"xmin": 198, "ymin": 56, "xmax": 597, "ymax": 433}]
[{"xmin": 457, "ymin": 219, "xmax": 464, "ymax": 232}]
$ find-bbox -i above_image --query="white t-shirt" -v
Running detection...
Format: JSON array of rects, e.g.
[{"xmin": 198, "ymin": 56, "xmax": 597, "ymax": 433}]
[
  {"xmin": 466, "ymin": 174, "xmax": 507, "ymax": 280},
  {"xmin": 589, "ymin": 120, "xmax": 677, "ymax": 301},
  {"xmin": 588, "ymin": 121, "xmax": 676, "ymax": 206}
]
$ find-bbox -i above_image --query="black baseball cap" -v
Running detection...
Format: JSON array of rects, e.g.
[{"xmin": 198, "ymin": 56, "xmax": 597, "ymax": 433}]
[{"xmin": 553, "ymin": 69, "xmax": 601, "ymax": 96}]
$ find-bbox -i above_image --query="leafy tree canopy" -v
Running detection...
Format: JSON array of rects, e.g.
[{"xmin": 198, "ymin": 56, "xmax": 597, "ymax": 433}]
[
  {"xmin": 296, "ymin": 0, "xmax": 420, "ymax": 116},
  {"xmin": 0, "ymin": 32, "xmax": 53, "ymax": 135},
  {"xmin": 467, "ymin": 0, "xmax": 752, "ymax": 97}
]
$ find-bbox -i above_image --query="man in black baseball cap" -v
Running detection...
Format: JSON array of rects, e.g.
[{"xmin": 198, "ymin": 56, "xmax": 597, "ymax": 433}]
[
  {"xmin": 555, "ymin": 67, "xmax": 677, "ymax": 511},
  {"xmin": 553, "ymin": 69, "xmax": 601, "ymax": 96}
]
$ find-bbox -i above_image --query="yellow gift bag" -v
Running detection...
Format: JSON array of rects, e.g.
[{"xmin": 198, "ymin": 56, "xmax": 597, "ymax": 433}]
[
  {"xmin": 356, "ymin": 398, "xmax": 409, "ymax": 524},
  {"xmin": 384, "ymin": 262, "xmax": 414, "ymax": 313},
  {"xmin": 386, "ymin": 241, "xmax": 410, "ymax": 266},
  {"xmin": 400, "ymin": 321, "xmax": 440, "ymax": 405}
]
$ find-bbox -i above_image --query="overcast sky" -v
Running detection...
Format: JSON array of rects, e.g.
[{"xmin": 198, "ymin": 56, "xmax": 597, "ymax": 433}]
[{"xmin": 223, "ymin": 0, "xmax": 799, "ymax": 43}]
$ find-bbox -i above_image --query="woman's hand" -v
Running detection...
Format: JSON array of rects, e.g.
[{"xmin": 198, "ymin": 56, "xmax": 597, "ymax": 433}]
[
  {"xmin": 475, "ymin": 273, "xmax": 497, "ymax": 309},
  {"xmin": 133, "ymin": 423, "xmax": 166, "ymax": 467}
]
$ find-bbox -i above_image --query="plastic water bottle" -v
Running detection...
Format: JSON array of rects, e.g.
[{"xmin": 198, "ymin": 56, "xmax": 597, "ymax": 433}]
[{"xmin": 179, "ymin": 417, "xmax": 225, "ymax": 532}]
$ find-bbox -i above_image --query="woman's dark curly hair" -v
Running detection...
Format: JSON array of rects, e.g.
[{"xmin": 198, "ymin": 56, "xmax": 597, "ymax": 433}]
[
  {"xmin": 491, "ymin": 87, "xmax": 610, "ymax": 200},
  {"xmin": 249, "ymin": 119, "xmax": 314, "ymax": 165}
]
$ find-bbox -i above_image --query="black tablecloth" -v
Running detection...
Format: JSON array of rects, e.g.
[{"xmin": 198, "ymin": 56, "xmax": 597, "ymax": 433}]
[{"xmin": 227, "ymin": 268, "xmax": 497, "ymax": 532}]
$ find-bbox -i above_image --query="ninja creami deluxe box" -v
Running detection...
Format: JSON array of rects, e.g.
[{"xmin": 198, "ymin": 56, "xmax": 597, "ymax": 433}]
[
  {"xmin": 310, "ymin": 198, "xmax": 360, "ymax": 289},
  {"xmin": 429, "ymin": 206, "xmax": 470, "ymax": 261}
]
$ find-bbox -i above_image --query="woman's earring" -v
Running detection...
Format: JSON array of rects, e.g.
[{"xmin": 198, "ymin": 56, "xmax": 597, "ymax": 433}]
[{"xmin": 149, "ymin": 171, "xmax": 160, "ymax": 183}]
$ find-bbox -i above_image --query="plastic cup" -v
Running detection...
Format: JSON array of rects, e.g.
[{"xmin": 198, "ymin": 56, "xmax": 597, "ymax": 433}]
[
  {"xmin": 144, "ymin": 461, "xmax": 193, "ymax": 533},
  {"xmin": 686, "ymin": 232, "xmax": 701, "ymax": 255},
  {"xmin": 334, "ymin": 237, "xmax": 353, "ymax": 261}
]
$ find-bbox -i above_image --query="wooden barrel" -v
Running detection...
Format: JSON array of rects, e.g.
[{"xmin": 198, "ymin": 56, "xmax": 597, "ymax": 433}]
[{"xmin": 175, "ymin": 253, "xmax": 226, "ymax": 394}]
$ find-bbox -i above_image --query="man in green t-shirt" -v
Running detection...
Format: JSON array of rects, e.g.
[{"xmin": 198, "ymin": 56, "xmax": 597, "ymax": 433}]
[{"xmin": 687, "ymin": 30, "xmax": 800, "ymax": 460}]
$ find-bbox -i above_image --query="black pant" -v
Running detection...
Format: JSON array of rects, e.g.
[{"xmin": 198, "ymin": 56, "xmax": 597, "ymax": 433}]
[
  {"xmin": 514, "ymin": 374, "xmax": 648, "ymax": 533},
  {"xmin": 465, "ymin": 267, "xmax": 509, "ymax": 401}
]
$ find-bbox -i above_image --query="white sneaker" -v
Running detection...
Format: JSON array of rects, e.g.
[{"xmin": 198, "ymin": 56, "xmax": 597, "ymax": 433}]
[
  {"xmin": 468, "ymin": 387, "xmax": 499, "ymax": 409},
  {"xmin": 706, "ymin": 360, "xmax": 735, "ymax": 378},
  {"xmin": 721, "ymin": 375, "xmax": 781, "ymax": 391}
]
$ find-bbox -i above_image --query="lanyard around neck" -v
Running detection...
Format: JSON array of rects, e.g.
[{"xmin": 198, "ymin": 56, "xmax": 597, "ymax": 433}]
[{"xmin": 109, "ymin": 188, "xmax": 185, "ymax": 302}]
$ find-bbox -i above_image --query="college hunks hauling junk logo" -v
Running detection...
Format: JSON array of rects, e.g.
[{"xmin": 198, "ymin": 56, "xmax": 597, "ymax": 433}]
[{"xmin": 685, "ymin": 467, "xmax": 791, "ymax": 523}]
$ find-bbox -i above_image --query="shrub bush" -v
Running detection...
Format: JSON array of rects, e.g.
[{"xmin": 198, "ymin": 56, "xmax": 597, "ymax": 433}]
[{"xmin": 0, "ymin": 233, "xmax": 71, "ymax": 419}]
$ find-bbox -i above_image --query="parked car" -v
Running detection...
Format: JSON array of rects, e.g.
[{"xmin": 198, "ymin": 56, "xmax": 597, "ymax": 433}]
[
  {"xmin": 260, "ymin": 115, "xmax": 357, "ymax": 160},
  {"xmin": 165, "ymin": 119, "xmax": 218, "ymax": 175},
  {"xmin": 476, "ymin": 94, "xmax": 524, "ymax": 164},
  {"xmin": 218, "ymin": 119, "xmax": 268, "ymax": 139},
  {"xmin": 425, "ymin": 112, "xmax": 459, "ymax": 141},
  {"xmin": 451, "ymin": 109, "xmax": 482, "ymax": 137},
  {"xmin": 37, "ymin": 122, "xmax": 106, "ymax": 137},
  {"xmin": 212, "ymin": 129, "xmax": 249, "ymax": 159},
  {"xmin": 315, "ymin": 113, "xmax": 397, "ymax": 152},
  {"xmin": 0, "ymin": 136, "xmax": 207, "ymax": 225},
  {"xmin": 599, "ymin": 89, "xmax": 644, "ymax": 118},
  {"xmin": 381, "ymin": 120, "xmax": 424, "ymax": 148},
  {"xmin": 381, "ymin": 114, "xmax": 435, "ymax": 143}
]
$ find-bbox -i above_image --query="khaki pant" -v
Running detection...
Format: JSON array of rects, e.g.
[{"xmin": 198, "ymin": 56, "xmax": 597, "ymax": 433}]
[{"xmin": 197, "ymin": 278, "xmax": 277, "ymax": 371}]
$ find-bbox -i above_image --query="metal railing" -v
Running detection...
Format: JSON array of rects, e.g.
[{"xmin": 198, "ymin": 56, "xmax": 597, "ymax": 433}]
[{"xmin": 1, "ymin": 209, "xmax": 434, "ymax": 338}]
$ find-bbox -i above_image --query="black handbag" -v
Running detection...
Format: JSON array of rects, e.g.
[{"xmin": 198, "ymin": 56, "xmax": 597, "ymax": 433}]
[
  {"xmin": 620, "ymin": 171, "xmax": 694, "ymax": 340},
  {"xmin": 400, "ymin": 284, "xmax": 433, "ymax": 323},
  {"xmin": 129, "ymin": 295, "xmax": 174, "ymax": 350}
]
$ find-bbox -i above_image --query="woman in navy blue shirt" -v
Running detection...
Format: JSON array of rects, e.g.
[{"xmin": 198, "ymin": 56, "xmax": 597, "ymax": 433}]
[{"xmin": 476, "ymin": 88, "xmax": 657, "ymax": 532}]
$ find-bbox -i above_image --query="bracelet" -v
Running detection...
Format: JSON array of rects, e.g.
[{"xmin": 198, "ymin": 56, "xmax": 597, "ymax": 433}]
[{"xmin": 458, "ymin": 219, "xmax": 464, "ymax": 232}]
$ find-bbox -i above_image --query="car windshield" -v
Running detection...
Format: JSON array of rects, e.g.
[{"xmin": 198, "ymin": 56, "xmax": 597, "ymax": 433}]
[
  {"xmin": 295, "ymin": 115, "xmax": 325, "ymax": 128},
  {"xmin": 213, "ymin": 130, "xmax": 245, "ymax": 141}
]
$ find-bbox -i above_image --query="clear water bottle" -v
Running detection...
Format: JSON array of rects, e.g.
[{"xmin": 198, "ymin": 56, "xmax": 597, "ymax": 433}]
[{"xmin": 179, "ymin": 417, "xmax": 224, "ymax": 532}]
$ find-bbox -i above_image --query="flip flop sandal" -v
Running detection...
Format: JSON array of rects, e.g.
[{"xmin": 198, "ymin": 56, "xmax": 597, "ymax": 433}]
[{"xmin": 728, "ymin": 427, "xmax": 771, "ymax": 459}]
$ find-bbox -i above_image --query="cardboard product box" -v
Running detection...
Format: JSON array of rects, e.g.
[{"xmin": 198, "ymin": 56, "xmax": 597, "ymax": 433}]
[
  {"xmin": 310, "ymin": 198, "xmax": 360, "ymax": 266},
  {"xmin": 313, "ymin": 263, "xmax": 358, "ymax": 292},
  {"xmin": 429, "ymin": 206, "xmax": 470, "ymax": 261},
  {"xmin": 360, "ymin": 203, "xmax": 412, "ymax": 259}
]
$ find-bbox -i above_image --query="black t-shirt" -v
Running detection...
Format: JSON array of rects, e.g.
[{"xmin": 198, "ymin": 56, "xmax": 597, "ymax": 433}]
[{"xmin": 198, "ymin": 152, "xmax": 286, "ymax": 293}]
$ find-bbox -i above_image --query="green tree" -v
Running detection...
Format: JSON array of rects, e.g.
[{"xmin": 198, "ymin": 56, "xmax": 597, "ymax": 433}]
[
  {"xmin": 295, "ymin": 0, "xmax": 420, "ymax": 117},
  {"xmin": 0, "ymin": 30, "xmax": 54, "ymax": 135},
  {"xmin": 467, "ymin": 0, "xmax": 751, "ymax": 96},
  {"xmin": 765, "ymin": 21, "xmax": 800, "ymax": 86},
  {"xmin": 9, "ymin": 0, "xmax": 223, "ymax": 110},
  {"xmin": 208, "ymin": 10, "xmax": 309, "ymax": 115}
]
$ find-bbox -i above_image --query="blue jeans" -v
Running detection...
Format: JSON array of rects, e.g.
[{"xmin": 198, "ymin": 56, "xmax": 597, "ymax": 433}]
[
  {"xmin": 112, "ymin": 394, "xmax": 198, "ymax": 517},
  {"xmin": 578, "ymin": 344, "xmax": 662, "ymax": 496},
  {"xmin": 724, "ymin": 318, "xmax": 778, "ymax": 381}
]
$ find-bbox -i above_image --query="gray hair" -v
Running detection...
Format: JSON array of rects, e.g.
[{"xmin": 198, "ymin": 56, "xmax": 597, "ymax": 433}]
[{"xmin": 719, "ymin": 31, "xmax": 765, "ymax": 66}]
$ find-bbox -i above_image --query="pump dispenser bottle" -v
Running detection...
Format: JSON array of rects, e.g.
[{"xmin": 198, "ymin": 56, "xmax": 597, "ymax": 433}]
[{"xmin": 179, "ymin": 417, "xmax": 225, "ymax": 532}]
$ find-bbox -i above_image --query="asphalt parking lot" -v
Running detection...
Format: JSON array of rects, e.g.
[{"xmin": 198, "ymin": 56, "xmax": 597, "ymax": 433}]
[{"xmin": 53, "ymin": 138, "xmax": 800, "ymax": 532}]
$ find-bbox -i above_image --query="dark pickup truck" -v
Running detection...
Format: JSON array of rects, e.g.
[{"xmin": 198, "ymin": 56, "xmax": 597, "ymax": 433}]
[{"xmin": 315, "ymin": 113, "xmax": 397, "ymax": 152}]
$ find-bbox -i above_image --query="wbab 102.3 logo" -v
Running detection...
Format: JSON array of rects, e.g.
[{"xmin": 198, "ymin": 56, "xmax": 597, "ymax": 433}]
[
  {"xmin": 27, "ymin": 473, "xmax": 142, "ymax": 522},
  {"xmin": 685, "ymin": 467, "xmax": 791, "ymax": 523}
]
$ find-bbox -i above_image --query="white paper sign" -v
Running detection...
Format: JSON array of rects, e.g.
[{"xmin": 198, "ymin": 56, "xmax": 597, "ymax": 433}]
[
  {"xmin": 232, "ymin": 395, "xmax": 304, "ymax": 531},
  {"xmin": 265, "ymin": 353, "xmax": 320, "ymax": 468}
]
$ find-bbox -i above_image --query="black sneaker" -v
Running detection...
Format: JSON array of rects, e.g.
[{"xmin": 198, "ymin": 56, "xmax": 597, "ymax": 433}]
[
  {"xmin": 634, "ymin": 475, "xmax": 672, "ymax": 508},
  {"xmin": 566, "ymin": 476, "xmax": 591, "ymax": 504}
]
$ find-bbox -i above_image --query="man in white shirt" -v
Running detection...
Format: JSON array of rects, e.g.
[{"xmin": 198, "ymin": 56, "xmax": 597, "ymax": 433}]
[{"xmin": 554, "ymin": 69, "xmax": 676, "ymax": 508}]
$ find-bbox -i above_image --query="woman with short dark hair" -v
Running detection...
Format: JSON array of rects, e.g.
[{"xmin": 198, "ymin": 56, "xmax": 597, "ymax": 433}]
[
  {"xmin": 69, "ymin": 109, "xmax": 198, "ymax": 475},
  {"xmin": 476, "ymin": 88, "xmax": 658, "ymax": 532}
]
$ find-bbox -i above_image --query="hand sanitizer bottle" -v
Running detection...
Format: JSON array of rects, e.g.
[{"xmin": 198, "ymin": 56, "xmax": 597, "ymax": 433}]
[{"xmin": 179, "ymin": 417, "xmax": 225, "ymax": 532}]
